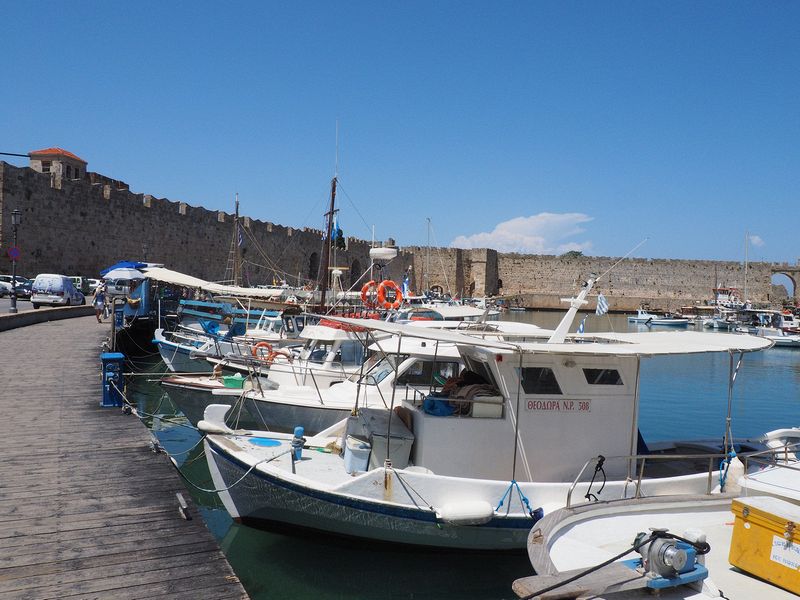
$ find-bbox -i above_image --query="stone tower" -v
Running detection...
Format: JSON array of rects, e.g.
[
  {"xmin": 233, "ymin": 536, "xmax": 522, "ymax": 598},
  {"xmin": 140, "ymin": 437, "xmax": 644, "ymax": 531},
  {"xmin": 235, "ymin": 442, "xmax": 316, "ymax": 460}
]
[{"xmin": 29, "ymin": 147, "xmax": 87, "ymax": 181}]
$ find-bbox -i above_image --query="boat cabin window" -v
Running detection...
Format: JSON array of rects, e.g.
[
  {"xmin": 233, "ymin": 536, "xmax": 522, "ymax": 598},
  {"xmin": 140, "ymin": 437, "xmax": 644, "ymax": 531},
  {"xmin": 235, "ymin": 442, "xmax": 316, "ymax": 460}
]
[
  {"xmin": 518, "ymin": 367, "xmax": 562, "ymax": 395},
  {"xmin": 283, "ymin": 318, "xmax": 296, "ymax": 333},
  {"xmin": 333, "ymin": 340, "xmax": 366, "ymax": 366},
  {"xmin": 306, "ymin": 341, "xmax": 333, "ymax": 362},
  {"xmin": 583, "ymin": 368, "xmax": 623, "ymax": 385},
  {"xmin": 396, "ymin": 360, "xmax": 460, "ymax": 387},
  {"xmin": 295, "ymin": 317, "xmax": 305, "ymax": 332},
  {"xmin": 462, "ymin": 356, "xmax": 498, "ymax": 389},
  {"xmin": 358, "ymin": 355, "xmax": 398, "ymax": 386}
]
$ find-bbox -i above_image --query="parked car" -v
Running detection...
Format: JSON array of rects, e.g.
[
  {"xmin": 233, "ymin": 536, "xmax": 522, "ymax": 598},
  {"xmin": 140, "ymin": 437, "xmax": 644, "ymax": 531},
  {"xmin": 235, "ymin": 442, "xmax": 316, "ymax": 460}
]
[
  {"xmin": 68, "ymin": 276, "xmax": 91, "ymax": 295},
  {"xmin": 104, "ymin": 278, "xmax": 131, "ymax": 297},
  {"xmin": 87, "ymin": 278, "xmax": 101, "ymax": 292},
  {"xmin": 31, "ymin": 274, "xmax": 86, "ymax": 308},
  {"xmin": 0, "ymin": 275, "xmax": 32, "ymax": 299}
]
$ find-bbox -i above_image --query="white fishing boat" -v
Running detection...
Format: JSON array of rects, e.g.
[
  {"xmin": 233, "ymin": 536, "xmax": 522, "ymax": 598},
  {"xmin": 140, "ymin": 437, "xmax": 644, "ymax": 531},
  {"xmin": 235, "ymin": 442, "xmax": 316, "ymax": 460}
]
[
  {"xmin": 154, "ymin": 326, "xmax": 246, "ymax": 373},
  {"xmin": 227, "ymin": 337, "xmax": 462, "ymax": 434},
  {"xmin": 628, "ymin": 309, "xmax": 690, "ymax": 327},
  {"xmin": 513, "ymin": 435, "xmax": 800, "ymax": 600},
  {"xmin": 161, "ymin": 371, "xmax": 276, "ymax": 428},
  {"xmin": 393, "ymin": 304, "xmax": 501, "ymax": 322},
  {"xmin": 201, "ymin": 277, "xmax": 776, "ymax": 550},
  {"xmin": 753, "ymin": 326, "xmax": 800, "ymax": 348},
  {"xmin": 155, "ymin": 308, "xmax": 305, "ymax": 373},
  {"xmin": 207, "ymin": 320, "xmax": 381, "ymax": 387}
]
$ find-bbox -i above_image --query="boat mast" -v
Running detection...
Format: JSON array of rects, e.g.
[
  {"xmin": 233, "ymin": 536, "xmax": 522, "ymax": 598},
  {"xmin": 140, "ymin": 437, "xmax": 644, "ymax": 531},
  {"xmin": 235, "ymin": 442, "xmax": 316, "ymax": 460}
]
[
  {"xmin": 743, "ymin": 231, "xmax": 748, "ymax": 304},
  {"xmin": 318, "ymin": 177, "xmax": 336, "ymax": 311},
  {"xmin": 425, "ymin": 217, "xmax": 431, "ymax": 294},
  {"xmin": 233, "ymin": 193, "xmax": 241, "ymax": 287},
  {"xmin": 548, "ymin": 276, "xmax": 595, "ymax": 344}
]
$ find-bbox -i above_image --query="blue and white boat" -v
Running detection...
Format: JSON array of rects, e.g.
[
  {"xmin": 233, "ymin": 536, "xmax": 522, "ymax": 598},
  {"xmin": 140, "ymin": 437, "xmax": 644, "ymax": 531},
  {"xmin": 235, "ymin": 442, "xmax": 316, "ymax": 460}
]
[{"xmin": 628, "ymin": 309, "xmax": 689, "ymax": 327}]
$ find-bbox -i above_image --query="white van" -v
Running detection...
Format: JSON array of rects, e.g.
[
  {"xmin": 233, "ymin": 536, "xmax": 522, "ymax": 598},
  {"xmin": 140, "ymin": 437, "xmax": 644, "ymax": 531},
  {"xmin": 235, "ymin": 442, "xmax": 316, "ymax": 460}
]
[{"xmin": 31, "ymin": 274, "xmax": 86, "ymax": 309}]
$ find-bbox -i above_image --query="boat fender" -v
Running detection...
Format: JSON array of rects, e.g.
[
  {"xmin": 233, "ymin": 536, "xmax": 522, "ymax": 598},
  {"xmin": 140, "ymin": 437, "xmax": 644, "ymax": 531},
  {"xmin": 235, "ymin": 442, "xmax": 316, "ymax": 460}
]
[
  {"xmin": 722, "ymin": 456, "xmax": 744, "ymax": 494},
  {"xmin": 436, "ymin": 500, "xmax": 494, "ymax": 525}
]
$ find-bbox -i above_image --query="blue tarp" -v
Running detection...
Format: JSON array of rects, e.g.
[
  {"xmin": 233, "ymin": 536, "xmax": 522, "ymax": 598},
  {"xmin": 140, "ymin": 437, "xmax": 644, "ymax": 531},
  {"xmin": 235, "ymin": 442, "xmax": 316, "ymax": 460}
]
[{"xmin": 100, "ymin": 261, "xmax": 147, "ymax": 276}]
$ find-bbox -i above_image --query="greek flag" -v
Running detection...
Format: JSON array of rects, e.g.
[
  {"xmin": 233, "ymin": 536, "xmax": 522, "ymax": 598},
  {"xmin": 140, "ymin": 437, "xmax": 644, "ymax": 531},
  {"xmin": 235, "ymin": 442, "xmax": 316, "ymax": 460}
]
[
  {"xmin": 402, "ymin": 273, "xmax": 410, "ymax": 297},
  {"xmin": 596, "ymin": 293, "xmax": 609, "ymax": 316},
  {"xmin": 577, "ymin": 316, "xmax": 587, "ymax": 334},
  {"xmin": 237, "ymin": 223, "xmax": 244, "ymax": 247}
]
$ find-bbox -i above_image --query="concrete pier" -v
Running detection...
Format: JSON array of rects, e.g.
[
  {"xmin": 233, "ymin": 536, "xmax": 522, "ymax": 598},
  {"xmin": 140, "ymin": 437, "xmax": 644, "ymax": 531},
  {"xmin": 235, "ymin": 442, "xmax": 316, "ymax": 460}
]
[{"xmin": 0, "ymin": 316, "xmax": 248, "ymax": 599}]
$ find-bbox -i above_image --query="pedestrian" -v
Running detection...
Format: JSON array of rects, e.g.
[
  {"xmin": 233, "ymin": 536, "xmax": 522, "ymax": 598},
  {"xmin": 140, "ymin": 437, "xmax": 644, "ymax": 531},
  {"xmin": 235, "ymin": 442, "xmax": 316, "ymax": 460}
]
[{"xmin": 93, "ymin": 284, "xmax": 106, "ymax": 323}]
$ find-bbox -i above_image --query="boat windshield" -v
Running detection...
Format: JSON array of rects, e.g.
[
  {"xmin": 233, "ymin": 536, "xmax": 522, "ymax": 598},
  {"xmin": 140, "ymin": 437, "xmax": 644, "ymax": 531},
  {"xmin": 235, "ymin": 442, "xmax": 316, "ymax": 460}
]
[{"xmin": 349, "ymin": 354, "xmax": 399, "ymax": 386}]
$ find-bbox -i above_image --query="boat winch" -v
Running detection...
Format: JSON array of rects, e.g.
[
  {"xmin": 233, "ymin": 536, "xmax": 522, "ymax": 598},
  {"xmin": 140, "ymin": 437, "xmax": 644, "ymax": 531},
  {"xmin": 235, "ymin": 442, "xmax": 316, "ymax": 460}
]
[{"xmin": 628, "ymin": 528, "xmax": 709, "ymax": 589}]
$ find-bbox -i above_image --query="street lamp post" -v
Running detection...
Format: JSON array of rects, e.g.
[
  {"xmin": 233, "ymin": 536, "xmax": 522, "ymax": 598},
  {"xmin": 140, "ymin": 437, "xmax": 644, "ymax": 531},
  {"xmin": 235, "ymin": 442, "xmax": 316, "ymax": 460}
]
[{"xmin": 9, "ymin": 209, "xmax": 21, "ymax": 314}]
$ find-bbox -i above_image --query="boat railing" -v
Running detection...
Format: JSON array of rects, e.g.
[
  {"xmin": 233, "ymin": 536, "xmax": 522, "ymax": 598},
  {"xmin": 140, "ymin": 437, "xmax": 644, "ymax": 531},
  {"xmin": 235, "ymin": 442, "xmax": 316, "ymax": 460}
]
[
  {"xmin": 565, "ymin": 446, "xmax": 799, "ymax": 509},
  {"xmin": 741, "ymin": 440, "xmax": 800, "ymax": 473}
]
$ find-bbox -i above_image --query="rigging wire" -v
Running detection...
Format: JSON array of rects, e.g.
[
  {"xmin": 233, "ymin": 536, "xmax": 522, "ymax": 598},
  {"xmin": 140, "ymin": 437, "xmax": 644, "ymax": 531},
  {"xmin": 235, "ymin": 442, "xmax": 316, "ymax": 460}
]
[{"xmin": 336, "ymin": 179, "xmax": 377, "ymax": 239}]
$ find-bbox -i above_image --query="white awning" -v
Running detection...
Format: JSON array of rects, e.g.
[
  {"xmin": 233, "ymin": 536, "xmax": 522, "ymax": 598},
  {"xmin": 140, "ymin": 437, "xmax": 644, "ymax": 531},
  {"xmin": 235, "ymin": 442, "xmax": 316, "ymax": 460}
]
[
  {"xmin": 142, "ymin": 267, "xmax": 286, "ymax": 299},
  {"xmin": 318, "ymin": 316, "xmax": 773, "ymax": 356}
]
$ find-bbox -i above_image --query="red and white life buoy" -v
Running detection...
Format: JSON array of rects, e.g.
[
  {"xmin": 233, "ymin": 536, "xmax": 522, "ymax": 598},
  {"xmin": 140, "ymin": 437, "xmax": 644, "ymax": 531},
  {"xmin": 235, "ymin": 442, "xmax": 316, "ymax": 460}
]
[
  {"xmin": 377, "ymin": 280, "xmax": 403, "ymax": 310},
  {"xmin": 361, "ymin": 280, "xmax": 378, "ymax": 308},
  {"xmin": 251, "ymin": 341, "xmax": 273, "ymax": 360}
]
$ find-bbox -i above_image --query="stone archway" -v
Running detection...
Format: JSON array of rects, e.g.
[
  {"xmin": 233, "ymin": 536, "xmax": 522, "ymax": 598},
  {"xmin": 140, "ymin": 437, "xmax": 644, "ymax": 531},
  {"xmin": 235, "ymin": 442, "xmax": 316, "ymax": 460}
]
[
  {"xmin": 770, "ymin": 265, "xmax": 798, "ymax": 304},
  {"xmin": 771, "ymin": 271, "xmax": 797, "ymax": 303}
]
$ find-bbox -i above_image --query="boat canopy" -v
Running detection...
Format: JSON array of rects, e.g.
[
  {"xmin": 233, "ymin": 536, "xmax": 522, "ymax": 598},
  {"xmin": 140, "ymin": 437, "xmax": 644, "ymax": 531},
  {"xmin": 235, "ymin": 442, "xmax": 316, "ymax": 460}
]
[
  {"xmin": 320, "ymin": 316, "xmax": 773, "ymax": 356},
  {"xmin": 142, "ymin": 267, "xmax": 285, "ymax": 299}
]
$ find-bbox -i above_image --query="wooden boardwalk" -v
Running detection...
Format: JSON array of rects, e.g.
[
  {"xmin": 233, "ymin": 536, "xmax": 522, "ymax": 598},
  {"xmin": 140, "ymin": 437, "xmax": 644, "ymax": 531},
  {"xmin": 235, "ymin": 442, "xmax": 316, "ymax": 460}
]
[{"xmin": 0, "ymin": 317, "xmax": 249, "ymax": 600}]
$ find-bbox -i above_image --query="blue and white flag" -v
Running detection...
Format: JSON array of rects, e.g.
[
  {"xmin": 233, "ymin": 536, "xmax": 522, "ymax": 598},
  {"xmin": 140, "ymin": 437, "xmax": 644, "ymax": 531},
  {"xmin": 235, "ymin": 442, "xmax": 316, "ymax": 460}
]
[
  {"xmin": 596, "ymin": 293, "xmax": 609, "ymax": 316},
  {"xmin": 577, "ymin": 316, "xmax": 587, "ymax": 334},
  {"xmin": 402, "ymin": 273, "xmax": 410, "ymax": 298},
  {"xmin": 237, "ymin": 223, "xmax": 245, "ymax": 247}
]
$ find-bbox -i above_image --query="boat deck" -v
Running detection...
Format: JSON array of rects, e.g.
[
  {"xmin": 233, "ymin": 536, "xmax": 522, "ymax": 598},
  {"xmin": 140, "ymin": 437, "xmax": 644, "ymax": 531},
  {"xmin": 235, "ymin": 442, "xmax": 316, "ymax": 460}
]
[{"xmin": 0, "ymin": 316, "xmax": 248, "ymax": 599}]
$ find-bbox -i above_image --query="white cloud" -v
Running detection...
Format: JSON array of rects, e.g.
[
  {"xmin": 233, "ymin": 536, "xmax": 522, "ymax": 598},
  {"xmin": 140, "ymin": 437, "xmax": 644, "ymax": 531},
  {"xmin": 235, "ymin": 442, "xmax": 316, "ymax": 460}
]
[
  {"xmin": 749, "ymin": 234, "xmax": 765, "ymax": 247},
  {"xmin": 451, "ymin": 212, "xmax": 593, "ymax": 254}
]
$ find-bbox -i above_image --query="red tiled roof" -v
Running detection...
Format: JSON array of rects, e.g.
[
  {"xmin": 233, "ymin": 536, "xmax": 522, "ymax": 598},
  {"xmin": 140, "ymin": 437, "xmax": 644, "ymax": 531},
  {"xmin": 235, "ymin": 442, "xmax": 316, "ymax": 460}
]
[{"xmin": 29, "ymin": 147, "xmax": 87, "ymax": 163}]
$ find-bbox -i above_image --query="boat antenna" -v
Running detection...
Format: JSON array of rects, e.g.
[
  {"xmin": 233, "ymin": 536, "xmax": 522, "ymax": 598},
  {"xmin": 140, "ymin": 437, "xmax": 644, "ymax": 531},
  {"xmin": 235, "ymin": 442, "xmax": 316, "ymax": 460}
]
[
  {"xmin": 595, "ymin": 237, "xmax": 649, "ymax": 283},
  {"xmin": 318, "ymin": 123, "xmax": 339, "ymax": 311},
  {"xmin": 548, "ymin": 238, "xmax": 648, "ymax": 343}
]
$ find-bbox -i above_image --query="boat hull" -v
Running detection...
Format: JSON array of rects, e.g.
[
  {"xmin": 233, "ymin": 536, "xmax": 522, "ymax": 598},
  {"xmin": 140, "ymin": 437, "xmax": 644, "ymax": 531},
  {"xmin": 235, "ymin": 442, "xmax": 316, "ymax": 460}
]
[
  {"xmin": 157, "ymin": 340, "xmax": 213, "ymax": 373},
  {"xmin": 204, "ymin": 439, "xmax": 532, "ymax": 550},
  {"xmin": 162, "ymin": 380, "xmax": 262, "ymax": 428},
  {"xmin": 243, "ymin": 396, "xmax": 351, "ymax": 435}
]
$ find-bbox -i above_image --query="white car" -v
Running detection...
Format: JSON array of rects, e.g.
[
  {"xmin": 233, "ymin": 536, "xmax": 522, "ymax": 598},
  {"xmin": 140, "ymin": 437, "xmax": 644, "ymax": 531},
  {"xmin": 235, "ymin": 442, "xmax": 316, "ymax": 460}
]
[
  {"xmin": 31, "ymin": 274, "xmax": 86, "ymax": 308},
  {"xmin": 0, "ymin": 280, "xmax": 10, "ymax": 297}
]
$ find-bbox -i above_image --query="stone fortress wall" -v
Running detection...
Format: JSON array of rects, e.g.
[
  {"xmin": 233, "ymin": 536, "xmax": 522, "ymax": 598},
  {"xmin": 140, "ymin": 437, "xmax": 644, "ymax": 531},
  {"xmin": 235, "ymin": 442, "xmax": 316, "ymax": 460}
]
[
  {"xmin": 0, "ymin": 152, "xmax": 793, "ymax": 311},
  {"xmin": 0, "ymin": 159, "xmax": 411, "ymax": 290}
]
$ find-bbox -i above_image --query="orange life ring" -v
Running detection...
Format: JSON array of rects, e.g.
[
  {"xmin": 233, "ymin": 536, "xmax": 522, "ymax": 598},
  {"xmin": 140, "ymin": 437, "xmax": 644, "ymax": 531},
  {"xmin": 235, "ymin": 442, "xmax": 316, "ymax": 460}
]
[
  {"xmin": 377, "ymin": 280, "xmax": 403, "ymax": 310},
  {"xmin": 361, "ymin": 280, "xmax": 378, "ymax": 308},
  {"xmin": 252, "ymin": 341, "xmax": 273, "ymax": 360},
  {"xmin": 267, "ymin": 349, "xmax": 294, "ymax": 363}
]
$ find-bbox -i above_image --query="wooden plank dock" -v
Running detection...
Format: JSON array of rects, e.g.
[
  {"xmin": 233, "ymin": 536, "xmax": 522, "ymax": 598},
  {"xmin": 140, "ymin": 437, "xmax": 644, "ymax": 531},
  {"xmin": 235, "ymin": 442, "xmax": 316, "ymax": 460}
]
[{"xmin": 0, "ymin": 316, "xmax": 249, "ymax": 600}]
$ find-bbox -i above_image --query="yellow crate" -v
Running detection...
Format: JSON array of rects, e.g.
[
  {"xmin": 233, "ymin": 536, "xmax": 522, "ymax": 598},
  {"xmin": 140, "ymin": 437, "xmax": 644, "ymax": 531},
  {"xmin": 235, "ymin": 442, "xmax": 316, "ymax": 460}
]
[{"xmin": 730, "ymin": 496, "xmax": 800, "ymax": 595}]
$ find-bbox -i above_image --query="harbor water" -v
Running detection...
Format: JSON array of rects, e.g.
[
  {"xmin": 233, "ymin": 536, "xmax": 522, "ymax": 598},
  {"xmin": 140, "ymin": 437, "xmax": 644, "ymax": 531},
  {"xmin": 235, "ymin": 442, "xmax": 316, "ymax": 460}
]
[{"xmin": 127, "ymin": 312, "xmax": 800, "ymax": 600}]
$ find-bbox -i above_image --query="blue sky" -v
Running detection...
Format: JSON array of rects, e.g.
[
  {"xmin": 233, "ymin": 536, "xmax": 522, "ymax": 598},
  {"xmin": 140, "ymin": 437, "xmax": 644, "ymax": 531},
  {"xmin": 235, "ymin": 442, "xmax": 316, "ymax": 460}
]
[{"xmin": 2, "ymin": 2, "xmax": 798, "ymax": 263}]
